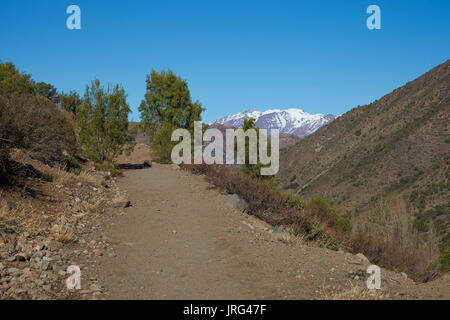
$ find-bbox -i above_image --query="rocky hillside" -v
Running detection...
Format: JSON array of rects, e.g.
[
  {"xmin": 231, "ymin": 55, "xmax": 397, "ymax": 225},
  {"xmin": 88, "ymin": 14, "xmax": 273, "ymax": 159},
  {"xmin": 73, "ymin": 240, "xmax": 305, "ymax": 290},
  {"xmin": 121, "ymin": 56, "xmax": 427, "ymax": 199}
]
[
  {"xmin": 212, "ymin": 108, "xmax": 336, "ymax": 138},
  {"xmin": 279, "ymin": 60, "xmax": 450, "ymax": 266}
]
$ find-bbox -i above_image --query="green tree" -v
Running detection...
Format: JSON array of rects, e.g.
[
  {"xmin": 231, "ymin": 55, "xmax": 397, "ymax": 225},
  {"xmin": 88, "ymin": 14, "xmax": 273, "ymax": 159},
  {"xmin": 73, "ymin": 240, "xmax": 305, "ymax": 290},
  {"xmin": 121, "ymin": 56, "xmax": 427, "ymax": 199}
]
[
  {"xmin": 0, "ymin": 61, "xmax": 35, "ymax": 95},
  {"xmin": 238, "ymin": 117, "xmax": 272, "ymax": 179},
  {"xmin": 58, "ymin": 90, "xmax": 82, "ymax": 116},
  {"xmin": 76, "ymin": 79, "xmax": 134, "ymax": 164},
  {"xmin": 34, "ymin": 81, "xmax": 59, "ymax": 102},
  {"xmin": 139, "ymin": 70, "xmax": 204, "ymax": 162}
]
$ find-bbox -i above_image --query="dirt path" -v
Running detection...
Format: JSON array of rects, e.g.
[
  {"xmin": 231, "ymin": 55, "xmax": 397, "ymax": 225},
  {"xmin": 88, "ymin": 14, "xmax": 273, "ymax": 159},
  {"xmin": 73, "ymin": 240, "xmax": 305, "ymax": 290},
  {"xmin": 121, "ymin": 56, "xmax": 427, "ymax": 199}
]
[{"xmin": 93, "ymin": 164, "xmax": 449, "ymax": 300}]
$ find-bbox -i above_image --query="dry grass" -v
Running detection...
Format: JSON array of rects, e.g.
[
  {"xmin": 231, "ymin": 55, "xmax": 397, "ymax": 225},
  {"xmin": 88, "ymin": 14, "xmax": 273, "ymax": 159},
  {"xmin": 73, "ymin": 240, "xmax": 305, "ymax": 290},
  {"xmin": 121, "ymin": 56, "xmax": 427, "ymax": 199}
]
[
  {"xmin": 0, "ymin": 200, "xmax": 42, "ymax": 236},
  {"xmin": 54, "ymin": 224, "xmax": 77, "ymax": 244},
  {"xmin": 321, "ymin": 281, "xmax": 388, "ymax": 300},
  {"xmin": 46, "ymin": 165, "xmax": 98, "ymax": 186}
]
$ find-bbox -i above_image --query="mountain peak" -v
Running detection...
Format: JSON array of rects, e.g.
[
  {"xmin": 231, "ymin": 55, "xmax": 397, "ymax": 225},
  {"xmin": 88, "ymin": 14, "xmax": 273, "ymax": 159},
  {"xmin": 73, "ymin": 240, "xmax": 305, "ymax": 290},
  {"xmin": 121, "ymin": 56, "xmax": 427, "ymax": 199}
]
[{"xmin": 211, "ymin": 108, "xmax": 336, "ymax": 138}]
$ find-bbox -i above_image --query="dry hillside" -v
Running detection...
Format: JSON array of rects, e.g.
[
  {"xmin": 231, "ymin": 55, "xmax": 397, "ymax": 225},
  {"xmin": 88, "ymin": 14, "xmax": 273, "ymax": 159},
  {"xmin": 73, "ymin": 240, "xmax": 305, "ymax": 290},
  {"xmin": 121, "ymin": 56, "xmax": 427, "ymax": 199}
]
[{"xmin": 279, "ymin": 60, "xmax": 450, "ymax": 275}]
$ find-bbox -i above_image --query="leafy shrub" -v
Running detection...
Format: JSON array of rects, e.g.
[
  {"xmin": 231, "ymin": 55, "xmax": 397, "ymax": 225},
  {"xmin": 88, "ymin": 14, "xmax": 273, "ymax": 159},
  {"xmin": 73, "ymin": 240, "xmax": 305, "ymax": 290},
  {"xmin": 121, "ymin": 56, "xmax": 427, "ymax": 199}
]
[
  {"xmin": 436, "ymin": 248, "xmax": 450, "ymax": 273},
  {"xmin": 308, "ymin": 196, "xmax": 352, "ymax": 234},
  {"xmin": 335, "ymin": 216, "xmax": 352, "ymax": 233},
  {"xmin": 281, "ymin": 193, "xmax": 304, "ymax": 209},
  {"xmin": 76, "ymin": 79, "xmax": 134, "ymax": 164}
]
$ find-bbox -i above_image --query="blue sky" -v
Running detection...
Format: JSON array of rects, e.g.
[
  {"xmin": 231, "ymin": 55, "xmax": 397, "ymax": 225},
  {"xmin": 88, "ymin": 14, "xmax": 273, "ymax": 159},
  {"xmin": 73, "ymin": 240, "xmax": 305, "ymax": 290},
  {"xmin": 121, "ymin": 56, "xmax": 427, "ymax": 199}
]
[{"xmin": 1, "ymin": 0, "xmax": 449, "ymax": 122}]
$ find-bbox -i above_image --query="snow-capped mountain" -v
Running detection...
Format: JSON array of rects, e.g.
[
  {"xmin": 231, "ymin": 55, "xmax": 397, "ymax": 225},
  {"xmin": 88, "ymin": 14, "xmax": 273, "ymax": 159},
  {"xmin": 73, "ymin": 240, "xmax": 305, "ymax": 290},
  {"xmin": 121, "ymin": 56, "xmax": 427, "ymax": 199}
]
[{"xmin": 211, "ymin": 108, "xmax": 336, "ymax": 138}]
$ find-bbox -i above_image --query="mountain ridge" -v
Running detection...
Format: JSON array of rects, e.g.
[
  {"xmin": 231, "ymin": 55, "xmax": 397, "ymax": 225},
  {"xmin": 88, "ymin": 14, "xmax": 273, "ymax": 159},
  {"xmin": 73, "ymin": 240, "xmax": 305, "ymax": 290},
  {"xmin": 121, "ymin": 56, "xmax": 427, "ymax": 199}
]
[
  {"xmin": 212, "ymin": 108, "xmax": 336, "ymax": 138},
  {"xmin": 278, "ymin": 60, "xmax": 450, "ymax": 274}
]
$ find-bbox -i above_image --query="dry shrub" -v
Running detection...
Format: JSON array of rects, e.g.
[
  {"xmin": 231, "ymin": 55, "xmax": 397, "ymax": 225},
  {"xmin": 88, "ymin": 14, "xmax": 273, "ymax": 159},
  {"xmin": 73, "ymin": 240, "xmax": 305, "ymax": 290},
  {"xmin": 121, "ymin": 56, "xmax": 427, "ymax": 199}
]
[
  {"xmin": 350, "ymin": 196, "xmax": 440, "ymax": 281},
  {"xmin": 0, "ymin": 91, "xmax": 77, "ymax": 174},
  {"xmin": 187, "ymin": 164, "xmax": 439, "ymax": 280},
  {"xmin": 187, "ymin": 164, "xmax": 346, "ymax": 249}
]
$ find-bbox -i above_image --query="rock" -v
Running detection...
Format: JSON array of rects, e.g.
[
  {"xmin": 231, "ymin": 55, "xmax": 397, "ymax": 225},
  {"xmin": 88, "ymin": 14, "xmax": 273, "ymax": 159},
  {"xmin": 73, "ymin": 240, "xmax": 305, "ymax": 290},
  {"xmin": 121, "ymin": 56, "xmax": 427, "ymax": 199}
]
[
  {"xmin": 273, "ymin": 225, "xmax": 284, "ymax": 233},
  {"xmin": 90, "ymin": 283, "xmax": 102, "ymax": 292},
  {"xmin": 242, "ymin": 221, "xmax": 255, "ymax": 230},
  {"xmin": 80, "ymin": 289, "xmax": 92, "ymax": 294},
  {"xmin": 225, "ymin": 194, "xmax": 248, "ymax": 213},
  {"xmin": 93, "ymin": 249, "xmax": 103, "ymax": 256},
  {"xmin": 37, "ymin": 259, "xmax": 50, "ymax": 270},
  {"xmin": 143, "ymin": 160, "xmax": 152, "ymax": 168},
  {"xmin": 273, "ymin": 232, "xmax": 291, "ymax": 241},
  {"xmin": 7, "ymin": 268, "xmax": 18, "ymax": 274},
  {"xmin": 112, "ymin": 197, "xmax": 131, "ymax": 208},
  {"xmin": 355, "ymin": 253, "xmax": 370, "ymax": 264},
  {"xmin": 15, "ymin": 253, "xmax": 29, "ymax": 261},
  {"xmin": 346, "ymin": 253, "xmax": 370, "ymax": 265},
  {"xmin": 101, "ymin": 180, "xmax": 110, "ymax": 188}
]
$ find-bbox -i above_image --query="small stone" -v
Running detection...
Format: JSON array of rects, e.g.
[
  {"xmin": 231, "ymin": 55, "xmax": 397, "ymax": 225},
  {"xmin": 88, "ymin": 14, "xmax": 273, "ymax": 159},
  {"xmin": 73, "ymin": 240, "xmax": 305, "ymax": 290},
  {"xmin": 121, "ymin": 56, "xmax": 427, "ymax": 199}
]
[
  {"xmin": 80, "ymin": 289, "xmax": 92, "ymax": 294},
  {"xmin": 7, "ymin": 268, "xmax": 18, "ymax": 274},
  {"xmin": 112, "ymin": 197, "xmax": 131, "ymax": 208}
]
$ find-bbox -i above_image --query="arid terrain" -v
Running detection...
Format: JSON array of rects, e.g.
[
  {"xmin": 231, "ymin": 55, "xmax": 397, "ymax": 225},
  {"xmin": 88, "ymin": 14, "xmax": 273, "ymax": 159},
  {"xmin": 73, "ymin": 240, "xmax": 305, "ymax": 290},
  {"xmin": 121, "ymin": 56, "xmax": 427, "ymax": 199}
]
[{"xmin": 90, "ymin": 146, "xmax": 449, "ymax": 300}]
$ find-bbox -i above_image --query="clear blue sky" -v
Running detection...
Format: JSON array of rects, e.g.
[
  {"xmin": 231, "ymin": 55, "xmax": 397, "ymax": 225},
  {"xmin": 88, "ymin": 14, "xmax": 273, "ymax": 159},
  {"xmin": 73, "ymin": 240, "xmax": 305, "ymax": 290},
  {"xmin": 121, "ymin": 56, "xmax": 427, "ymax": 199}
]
[{"xmin": 1, "ymin": 0, "xmax": 449, "ymax": 122}]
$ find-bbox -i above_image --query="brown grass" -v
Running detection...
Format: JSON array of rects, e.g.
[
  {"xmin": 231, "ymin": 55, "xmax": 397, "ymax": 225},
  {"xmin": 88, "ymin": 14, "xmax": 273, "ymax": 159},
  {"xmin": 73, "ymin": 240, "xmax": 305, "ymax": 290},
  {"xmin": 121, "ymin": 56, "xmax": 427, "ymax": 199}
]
[
  {"xmin": 321, "ymin": 281, "xmax": 388, "ymax": 300},
  {"xmin": 49, "ymin": 166, "xmax": 98, "ymax": 186},
  {"xmin": 0, "ymin": 200, "xmax": 42, "ymax": 236}
]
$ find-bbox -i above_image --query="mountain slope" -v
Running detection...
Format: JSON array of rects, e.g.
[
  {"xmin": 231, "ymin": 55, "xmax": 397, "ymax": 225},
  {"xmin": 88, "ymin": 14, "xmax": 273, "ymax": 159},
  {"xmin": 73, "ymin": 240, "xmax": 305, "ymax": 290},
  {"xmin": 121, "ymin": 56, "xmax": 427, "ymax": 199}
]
[
  {"xmin": 212, "ymin": 108, "xmax": 336, "ymax": 138},
  {"xmin": 279, "ymin": 60, "xmax": 450, "ymax": 267}
]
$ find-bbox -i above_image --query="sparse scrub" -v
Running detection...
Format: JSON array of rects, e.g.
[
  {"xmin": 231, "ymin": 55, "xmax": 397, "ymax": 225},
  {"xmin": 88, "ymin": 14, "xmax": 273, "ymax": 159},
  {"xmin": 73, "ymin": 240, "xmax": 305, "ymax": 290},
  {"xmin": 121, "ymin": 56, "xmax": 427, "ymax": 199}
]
[
  {"xmin": 350, "ymin": 197, "xmax": 440, "ymax": 281},
  {"xmin": 186, "ymin": 164, "xmax": 348, "ymax": 249}
]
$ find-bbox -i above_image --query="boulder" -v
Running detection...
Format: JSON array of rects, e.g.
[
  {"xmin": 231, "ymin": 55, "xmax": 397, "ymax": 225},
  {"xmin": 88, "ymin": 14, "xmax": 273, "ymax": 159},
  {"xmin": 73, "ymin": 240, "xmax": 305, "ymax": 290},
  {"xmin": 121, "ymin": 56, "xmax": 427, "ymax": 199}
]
[{"xmin": 225, "ymin": 194, "xmax": 248, "ymax": 213}]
